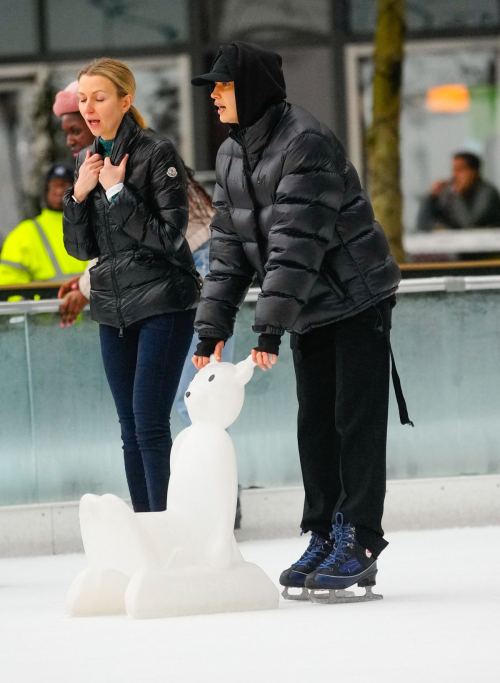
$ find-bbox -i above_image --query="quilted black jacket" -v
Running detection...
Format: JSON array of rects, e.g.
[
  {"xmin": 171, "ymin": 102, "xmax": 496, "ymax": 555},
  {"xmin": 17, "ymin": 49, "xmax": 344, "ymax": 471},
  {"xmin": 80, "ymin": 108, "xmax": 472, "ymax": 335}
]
[
  {"xmin": 194, "ymin": 100, "xmax": 401, "ymax": 340},
  {"xmin": 63, "ymin": 112, "xmax": 200, "ymax": 331}
]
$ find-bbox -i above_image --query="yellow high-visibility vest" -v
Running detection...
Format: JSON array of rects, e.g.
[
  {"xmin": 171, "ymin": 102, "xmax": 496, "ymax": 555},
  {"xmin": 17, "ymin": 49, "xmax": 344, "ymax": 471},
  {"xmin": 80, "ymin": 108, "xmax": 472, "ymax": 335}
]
[{"xmin": 0, "ymin": 208, "xmax": 88, "ymax": 285}]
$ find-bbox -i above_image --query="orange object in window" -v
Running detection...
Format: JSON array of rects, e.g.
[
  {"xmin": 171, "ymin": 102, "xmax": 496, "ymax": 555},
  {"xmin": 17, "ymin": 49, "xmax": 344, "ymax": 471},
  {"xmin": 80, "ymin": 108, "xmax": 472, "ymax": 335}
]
[{"xmin": 426, "ymin": 84, "xmax": 470, "ymax": 113}]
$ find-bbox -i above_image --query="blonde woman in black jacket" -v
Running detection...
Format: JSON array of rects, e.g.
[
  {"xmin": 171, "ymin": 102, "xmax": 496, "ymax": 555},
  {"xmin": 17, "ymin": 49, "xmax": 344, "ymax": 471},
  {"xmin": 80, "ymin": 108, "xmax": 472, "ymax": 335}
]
[
  {"xmin": 192, "ymin": 42, "xmax": 411, "ymax": 599},
  {"xmin": 63, "ymin": 58, "xmax": 199, "ymax": 513}
]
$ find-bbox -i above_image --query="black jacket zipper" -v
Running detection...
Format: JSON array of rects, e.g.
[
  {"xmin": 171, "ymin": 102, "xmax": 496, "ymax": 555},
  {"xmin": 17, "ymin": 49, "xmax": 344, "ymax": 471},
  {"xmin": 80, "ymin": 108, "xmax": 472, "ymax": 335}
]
[
  {"xmin": 101, "ymin": 196, "xmax": 125, "ymax": 336},
  {"xmin": 236, "ymin": 133, "xmax": 268, "ymax": 275}
]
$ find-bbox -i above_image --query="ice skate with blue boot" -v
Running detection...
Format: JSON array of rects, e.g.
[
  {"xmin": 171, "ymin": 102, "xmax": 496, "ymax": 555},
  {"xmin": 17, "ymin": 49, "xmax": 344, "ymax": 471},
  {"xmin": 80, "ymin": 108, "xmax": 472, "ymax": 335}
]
[
  {"xmin": 305, "ymin": 513, "xmax": 383, "ymax": 604},
  {"xmin": 280, "ymin": 532, "xmax": 332, "ymax": 601},
  {"xmin": 280, "ymin": 532, "xmax": 354, "ymax": 601}
]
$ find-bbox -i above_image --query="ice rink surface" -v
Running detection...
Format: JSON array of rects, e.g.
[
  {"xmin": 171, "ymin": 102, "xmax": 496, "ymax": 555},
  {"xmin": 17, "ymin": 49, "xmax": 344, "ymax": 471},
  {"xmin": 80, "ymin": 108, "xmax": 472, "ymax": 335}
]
[{"xmin": 0, "ymin": 526, "xmax": 498, "ymax": 683}]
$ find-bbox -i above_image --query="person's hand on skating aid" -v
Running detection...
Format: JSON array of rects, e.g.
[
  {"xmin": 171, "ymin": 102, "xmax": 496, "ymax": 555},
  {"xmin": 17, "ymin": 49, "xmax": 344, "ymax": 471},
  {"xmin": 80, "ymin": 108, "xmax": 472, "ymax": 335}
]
[
  {"xmin": 192, "ymin": 338, "xmax": 225, "ymax": 369},
  {"xmin": 252, "ymin": 333, "xmax": 281, "ymax": 371}
]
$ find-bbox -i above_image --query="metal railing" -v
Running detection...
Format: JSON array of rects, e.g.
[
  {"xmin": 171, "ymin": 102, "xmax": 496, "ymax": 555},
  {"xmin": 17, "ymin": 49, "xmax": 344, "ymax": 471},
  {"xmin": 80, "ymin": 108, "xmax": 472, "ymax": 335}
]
[{"xmin": 2, "ymin": 275, "xmax": 500, "ymax": 315}]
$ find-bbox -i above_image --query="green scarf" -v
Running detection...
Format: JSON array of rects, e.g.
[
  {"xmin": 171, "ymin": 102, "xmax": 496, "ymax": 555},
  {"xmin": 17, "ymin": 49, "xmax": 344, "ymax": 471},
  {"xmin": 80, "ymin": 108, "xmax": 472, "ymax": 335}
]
[{"xmin": 99, "ymin": 137, "xmax": 114, "ymax": 158}]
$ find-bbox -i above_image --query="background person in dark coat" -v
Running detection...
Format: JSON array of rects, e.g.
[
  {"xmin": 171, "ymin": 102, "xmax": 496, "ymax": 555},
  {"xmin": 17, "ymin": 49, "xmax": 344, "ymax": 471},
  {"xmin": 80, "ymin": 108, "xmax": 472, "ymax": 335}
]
[
  {"xmin": 63, "ymin": 58, "xmax": 199, "ymax": 513},
  {"xmin": 192, "ymin": 42, "xmax": 406, "ymax": 597}
]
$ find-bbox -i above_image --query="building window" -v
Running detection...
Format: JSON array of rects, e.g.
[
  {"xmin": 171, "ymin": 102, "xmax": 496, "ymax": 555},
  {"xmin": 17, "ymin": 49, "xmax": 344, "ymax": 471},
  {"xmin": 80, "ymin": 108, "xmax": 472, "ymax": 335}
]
[
  {"xmin": 0, "ymin": 0, "xmax": 38, "ymax": 56},
  {"xmin": 208, "ymin": 0, "xmax": 332, "ymax": 42},
  {"xmin": 46, "ymin": 0, "xmax": 189, "ymax": 52},
  {"xmin": 0, "ymin": 84, "xmax": 38, "ymax": 236},
  {"xmin": 356, "ymin": 44, "xmax": 500, "ymax": 233},
  {"xmin": 349, "ymin": 0, "xmax": 500, "ymax": 34}
]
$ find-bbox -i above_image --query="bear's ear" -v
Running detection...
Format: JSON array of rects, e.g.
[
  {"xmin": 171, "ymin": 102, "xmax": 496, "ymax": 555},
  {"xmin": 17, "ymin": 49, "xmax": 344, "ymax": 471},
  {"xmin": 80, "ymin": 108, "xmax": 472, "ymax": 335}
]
[
  {"xmin": 235, "ymin": 355, "xmax": 256, "ymax": 385},
  {"xmin": 209, "ymin": 354, "xmax": 218, "ymax": 365}
]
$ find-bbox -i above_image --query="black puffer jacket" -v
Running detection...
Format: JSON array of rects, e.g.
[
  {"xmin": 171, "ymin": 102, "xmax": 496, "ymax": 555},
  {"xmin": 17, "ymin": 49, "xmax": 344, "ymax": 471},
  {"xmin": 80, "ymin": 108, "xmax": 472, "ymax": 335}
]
[
  {"xmin": 63, "ymin": 113, "xmax": 200, "ymax": 331},
  {"xmin": 194, "ymin": 42, "xmax": 400, "ymax": 340}
]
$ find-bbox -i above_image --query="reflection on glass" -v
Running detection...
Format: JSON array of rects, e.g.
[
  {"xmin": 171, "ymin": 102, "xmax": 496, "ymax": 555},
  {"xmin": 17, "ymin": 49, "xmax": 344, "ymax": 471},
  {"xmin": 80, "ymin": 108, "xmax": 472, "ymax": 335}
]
[
  {"xmin": 350, "ymin": 0, "xmax": 500, "ymax": 34},
  {"xmin": 0, "ymin": 0, "xmax": 37, "ymax": 56},
  {"xmin": 358, "ymin": 47, "xmax": 500, "ymax": 233},
  {"xmin": 209, "ymin": 0, "xmax": 332, "ymax": 41},
  {"xmin": 47, "ymin": 0, "xmax": 188, "ymax": 51},
  {"xmin": 280, "ymin": 48, "xmax": 334, "ymax": 130}
]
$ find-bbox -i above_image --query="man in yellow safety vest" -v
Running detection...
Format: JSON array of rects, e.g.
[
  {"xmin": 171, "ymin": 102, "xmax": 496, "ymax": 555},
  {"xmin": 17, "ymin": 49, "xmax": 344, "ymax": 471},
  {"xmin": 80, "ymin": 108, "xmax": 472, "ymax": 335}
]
[{"xmin": 0, "ymin": 164, "xmax": 88, "ymax": 287}]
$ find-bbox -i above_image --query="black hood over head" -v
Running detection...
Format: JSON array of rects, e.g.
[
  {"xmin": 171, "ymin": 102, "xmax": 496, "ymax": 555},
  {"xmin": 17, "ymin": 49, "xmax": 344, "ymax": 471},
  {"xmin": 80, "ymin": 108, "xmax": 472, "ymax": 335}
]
[{"xmin": 215, "ymin": 41, "xmax": 287, "ymax": 130}]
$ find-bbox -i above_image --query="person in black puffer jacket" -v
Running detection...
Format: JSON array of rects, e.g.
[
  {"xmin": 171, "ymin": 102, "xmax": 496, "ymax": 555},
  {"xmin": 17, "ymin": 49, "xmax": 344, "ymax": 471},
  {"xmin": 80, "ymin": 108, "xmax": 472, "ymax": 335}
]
[
  {"xmin": 192, "ymin": 42, "xmax": 411, "ymax": 595},
  {"xmin": 63, "ymin": 58, "xmax": 200, "ymax": 513}
]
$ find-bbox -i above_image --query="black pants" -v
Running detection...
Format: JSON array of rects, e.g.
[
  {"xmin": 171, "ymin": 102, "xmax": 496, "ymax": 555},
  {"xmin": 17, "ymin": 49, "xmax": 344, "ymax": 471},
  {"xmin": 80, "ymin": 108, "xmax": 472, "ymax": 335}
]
[
  {"xmin": 100, "ymin": 310, "xmax": 196, "ymax": 513},
  {"xmin": 291, "ymin": 299, "xmax": 392, "ymax": 557}
]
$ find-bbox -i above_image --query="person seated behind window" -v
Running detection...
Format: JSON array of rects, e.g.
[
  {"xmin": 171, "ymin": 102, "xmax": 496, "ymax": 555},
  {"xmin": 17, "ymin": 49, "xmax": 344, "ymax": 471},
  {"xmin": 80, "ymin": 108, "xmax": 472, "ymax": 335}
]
[
  {"xmin": 417, "ymin": 152, "xmax": 500, "ymax": 232},
  {"xmin": 0, "ymin": 164, "xmax": 88, "ymax": 287}
]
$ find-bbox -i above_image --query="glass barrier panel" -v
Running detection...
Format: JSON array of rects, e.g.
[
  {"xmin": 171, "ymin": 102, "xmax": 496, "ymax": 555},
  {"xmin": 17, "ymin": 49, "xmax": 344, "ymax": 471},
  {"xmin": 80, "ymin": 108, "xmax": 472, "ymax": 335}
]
[
  {"xmin": 1, "ymin": 288, "xmax": 500, "ymax": 507},
  {"xmin": 27, "ymin": 310, "xmax": 129, "ymax": 504},
  {"xmin": 0, "ymin": 313, "xmax": 36, "ymax": 505},
  {"xmin": 231, "ymin": 291, "xmax": 500, "ymax": 486},
  {"xmin": 386, "ymin": 291, "xmax": 500, "ymax": 479}
]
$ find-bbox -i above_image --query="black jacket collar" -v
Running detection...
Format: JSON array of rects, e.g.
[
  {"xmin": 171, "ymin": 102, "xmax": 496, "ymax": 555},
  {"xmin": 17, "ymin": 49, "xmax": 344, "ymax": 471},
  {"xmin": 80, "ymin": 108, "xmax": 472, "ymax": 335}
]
[
  {"xmin": 91, "ymin": 112, "xmax": 142, "ymax": 164},
  {"xmin": 231, "ymin": 102, "xmax": 287, "ymax": 158}
]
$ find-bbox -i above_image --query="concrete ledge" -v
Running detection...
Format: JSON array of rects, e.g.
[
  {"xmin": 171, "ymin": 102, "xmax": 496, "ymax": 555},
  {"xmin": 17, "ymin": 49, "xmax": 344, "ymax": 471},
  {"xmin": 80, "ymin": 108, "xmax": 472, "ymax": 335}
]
[
  {"xmin": 235, "ymin": 474, "xmax": 500, "ymax": 541},
  {"xmin": 0, "ymin": 501, "xmax": 83, "ymax": 557},
  {"xmin": 1, "ymin": 475, "xmax": 499, "ymax": 557}
]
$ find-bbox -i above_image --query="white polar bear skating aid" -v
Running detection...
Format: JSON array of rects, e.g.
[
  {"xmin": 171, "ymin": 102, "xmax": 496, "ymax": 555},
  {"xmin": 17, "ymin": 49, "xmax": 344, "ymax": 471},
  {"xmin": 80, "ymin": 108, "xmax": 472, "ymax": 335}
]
[{"xmin": 66, "ymin": 355, "xmax": 279, "ymax": 619}]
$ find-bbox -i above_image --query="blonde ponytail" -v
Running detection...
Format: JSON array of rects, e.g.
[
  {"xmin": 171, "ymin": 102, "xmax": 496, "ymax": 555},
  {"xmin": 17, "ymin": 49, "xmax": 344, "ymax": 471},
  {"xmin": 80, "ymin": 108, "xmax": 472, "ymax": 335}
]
[
  {"xmin": 78, "ymin": 58, "xmax": 147, "ymax": 129},
  {"xmin": 130, "ymin": 104, "xmax": 147, "ymax": 130}
]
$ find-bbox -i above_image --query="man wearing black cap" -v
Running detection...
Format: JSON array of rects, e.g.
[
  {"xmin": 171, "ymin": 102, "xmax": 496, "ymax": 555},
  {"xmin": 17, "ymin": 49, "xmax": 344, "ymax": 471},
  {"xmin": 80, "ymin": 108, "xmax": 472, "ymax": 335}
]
[
  {"xmin": 191, "ymin": 42, "xmax": 408, "ymax": 603},
  {"xmin": 0, "ymin": 164, "xmax": 88, "ymax": 286}
]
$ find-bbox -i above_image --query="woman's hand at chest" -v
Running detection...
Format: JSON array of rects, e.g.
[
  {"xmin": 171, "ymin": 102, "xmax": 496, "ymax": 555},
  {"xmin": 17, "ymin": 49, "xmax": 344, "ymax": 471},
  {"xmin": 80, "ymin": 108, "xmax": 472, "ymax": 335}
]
[
  {"xmin": 73, "ymin": 150, "xmax": 104, "ymax": 202},
  {"xmin": 99, "ymin": 154, "xmax": 129, "ymax": 191}
]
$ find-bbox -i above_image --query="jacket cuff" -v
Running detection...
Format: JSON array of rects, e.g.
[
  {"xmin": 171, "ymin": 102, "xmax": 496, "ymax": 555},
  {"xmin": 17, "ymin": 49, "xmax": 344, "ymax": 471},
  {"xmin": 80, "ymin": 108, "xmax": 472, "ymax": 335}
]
[
  {"xmin": 78, "ymin": 271, "xmax": 91, "ymax": 300},
  {"xmin": 69, "ymin": 191, "xmax": 88, "ymax": 207},
  {"xmin": 254, "ymin": 333, "xmax": 282, "ymax": 356},
  {"xmin": 196, "ymin": 328, "xmax": 229, "ymax": 341},
  {"xmin": 195, "ymin": 338, "xmax": 221, "ymax": 358},
  {"xmin": 105, "ymin": 183, "xmax": 124, "ymax": 202},
  {"xmin": 252, "ymin": 324, "xmax": 285, "ymax": 335}
]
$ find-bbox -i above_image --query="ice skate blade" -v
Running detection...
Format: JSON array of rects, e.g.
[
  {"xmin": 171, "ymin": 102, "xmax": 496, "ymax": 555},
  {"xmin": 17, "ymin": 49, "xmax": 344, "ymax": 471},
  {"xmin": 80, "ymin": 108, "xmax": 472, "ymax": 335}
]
[
  {"xmin": 281, "ymin": 586, "xmax": 310, "ymax": 601},
  {"xmin": 309, "ymin": 586, "xmax": 382, "ymax": 604}
]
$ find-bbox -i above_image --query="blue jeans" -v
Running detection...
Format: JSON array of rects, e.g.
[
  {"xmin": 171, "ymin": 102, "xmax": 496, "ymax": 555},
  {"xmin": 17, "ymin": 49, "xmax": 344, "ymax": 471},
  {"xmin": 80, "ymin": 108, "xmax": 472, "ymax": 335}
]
[
  {"xmin": 174, "ymin": 241, "xmax": 235, "ymax": 427},
  {"xmin": 100, "ymin": 310, "xmax": 196, "ymax": 512}
]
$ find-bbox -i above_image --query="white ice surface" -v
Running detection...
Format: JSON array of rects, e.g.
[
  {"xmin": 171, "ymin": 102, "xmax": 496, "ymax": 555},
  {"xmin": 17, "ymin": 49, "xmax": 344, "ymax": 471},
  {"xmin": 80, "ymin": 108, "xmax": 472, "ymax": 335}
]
[{"xmin": 1, "ymin": 527, "xmax": 499, "ymax": 683}]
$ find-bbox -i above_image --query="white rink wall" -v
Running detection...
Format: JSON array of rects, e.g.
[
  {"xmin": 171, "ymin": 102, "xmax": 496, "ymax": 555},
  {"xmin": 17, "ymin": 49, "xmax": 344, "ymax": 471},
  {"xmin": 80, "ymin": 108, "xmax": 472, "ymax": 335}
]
[{"xmin": 1, "ymin": 474, "xmax": 499, "ymax": 557}]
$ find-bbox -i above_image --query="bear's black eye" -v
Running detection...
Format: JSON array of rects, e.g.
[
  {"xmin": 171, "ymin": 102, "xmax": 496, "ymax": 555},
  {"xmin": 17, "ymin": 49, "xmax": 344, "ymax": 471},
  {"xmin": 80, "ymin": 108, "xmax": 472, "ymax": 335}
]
[{"xmin": 208, "ymin": 374, "xmax": 215, "ymax": 382}]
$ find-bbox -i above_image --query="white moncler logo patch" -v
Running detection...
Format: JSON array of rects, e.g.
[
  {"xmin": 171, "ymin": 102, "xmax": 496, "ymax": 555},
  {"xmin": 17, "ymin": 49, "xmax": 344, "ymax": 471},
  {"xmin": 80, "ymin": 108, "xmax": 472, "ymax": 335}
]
[{"xmin": 167, "ymin": 167, "xmax": 178, "ymax": 178}]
